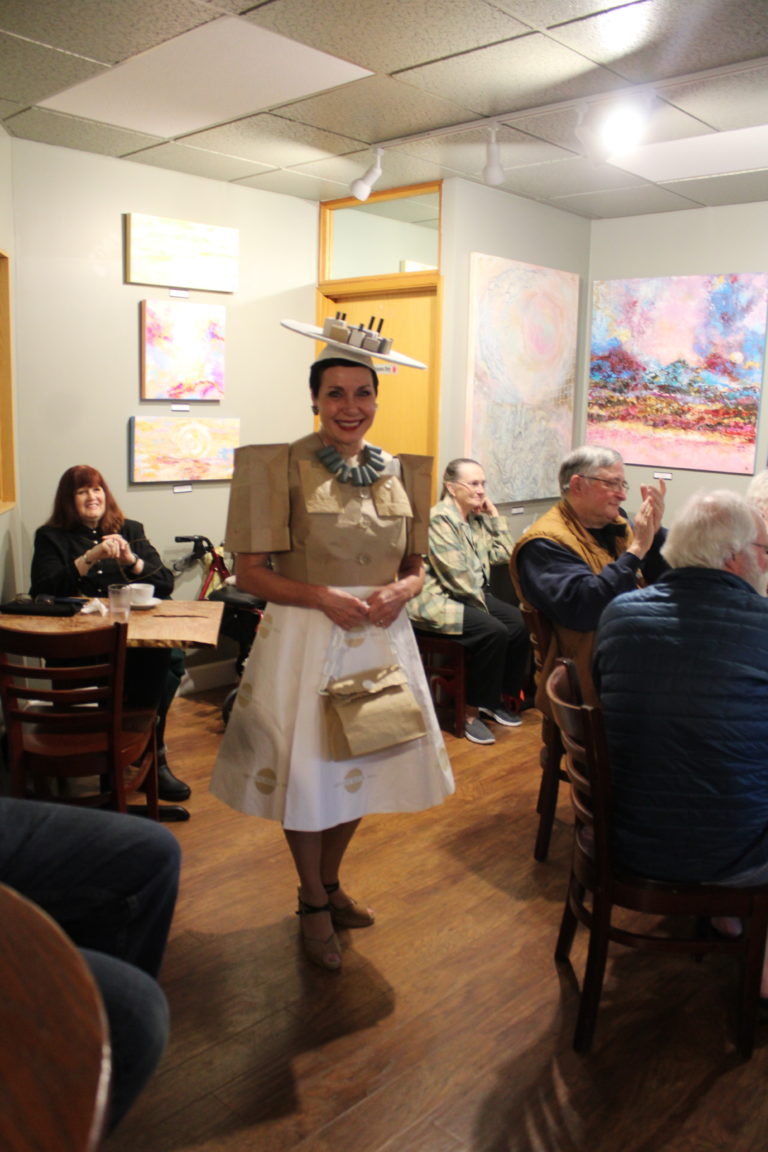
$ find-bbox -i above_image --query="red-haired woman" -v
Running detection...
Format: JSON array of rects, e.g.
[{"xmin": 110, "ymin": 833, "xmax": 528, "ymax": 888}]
[{"xmin": 30, "ymin": 465, "xmax": 190, "ymax": 803}]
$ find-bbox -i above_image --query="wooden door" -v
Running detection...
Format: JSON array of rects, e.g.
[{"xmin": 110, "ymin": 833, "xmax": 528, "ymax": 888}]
[{"xmin": 316, "ymin": 273, "xmax": 441, "ymax": 469}]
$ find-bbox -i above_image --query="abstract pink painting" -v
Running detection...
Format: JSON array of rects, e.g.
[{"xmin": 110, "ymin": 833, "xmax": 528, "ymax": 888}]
[
  {"xmin": 587, "ymin": 273, "xmax": 768, "ymax": 474},
  {"xmin": 141, "ymin": 300, "xmax": 225, "ymax": 401}
]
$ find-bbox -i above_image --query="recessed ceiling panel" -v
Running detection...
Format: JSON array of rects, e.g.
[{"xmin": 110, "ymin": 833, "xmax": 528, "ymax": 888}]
[
  {"xmin": 39, "ymin": 17, "xmax": 371, "ymax": 138},
  {"xmin": 609, "ymin": 124, "xmax": 768, "ymax": 182}
]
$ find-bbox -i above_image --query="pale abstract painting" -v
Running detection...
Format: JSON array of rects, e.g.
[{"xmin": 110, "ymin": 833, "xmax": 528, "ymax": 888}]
[
  {"xmin": 130, "ymin": 417, "xmax": 239, "ymax": 483},
  {"xmin": 467, "ymin": 253, "xmax": 579, "ymax": 502},
  {"xmin": 126, "ymin": 213, "xmax": 239, "ymax": 292}
]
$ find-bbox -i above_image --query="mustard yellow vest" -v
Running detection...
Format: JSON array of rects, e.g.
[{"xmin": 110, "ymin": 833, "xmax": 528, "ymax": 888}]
[{"xmin": 509, "ymin": 500, "xmax": 637, "ymax": 711}]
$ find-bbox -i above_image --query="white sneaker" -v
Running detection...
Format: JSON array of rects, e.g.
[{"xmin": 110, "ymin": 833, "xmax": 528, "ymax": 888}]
[{"xmin": 464, "ymin": 717, "xmax": 495, "ymax": 745}]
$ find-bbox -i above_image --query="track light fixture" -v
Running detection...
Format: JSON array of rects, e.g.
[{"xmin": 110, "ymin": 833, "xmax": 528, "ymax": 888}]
[
  {"xmin": 350, "ymin": 147, "xmax": 384, "ymax": 201},
  {"xmin": 482, "ymin": 126, "xmax": 504, "ymax": 186}
]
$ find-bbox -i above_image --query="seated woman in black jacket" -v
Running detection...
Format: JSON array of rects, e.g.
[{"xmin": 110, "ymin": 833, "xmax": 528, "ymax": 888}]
[{"xmin": 30, "ymin": 464, "xmax": 190, "ymax": 803}]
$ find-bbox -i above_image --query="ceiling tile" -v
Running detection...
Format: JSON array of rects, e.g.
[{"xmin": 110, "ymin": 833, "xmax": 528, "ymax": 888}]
[
  {"xmin": 39, "ymin": 18, "xmax": 372, "ymax": 137},
  {"xmin": 491, "ymin": 1, "xmax": 627, "ymax": 25},
  {"xmin": 397, "ymin": 33, "xmax": 626, "ymax": 116},
  {"xmin": 231, "ymin": 168, "xmax": 350, "ymax": 200},
  {"xmin": 180, "ymin": 113, "xmax": 362, "ymax": 166},
  {"xmin": 0, "ymin": 0, "xmax": 217, "ymax": 65},
  {"xmin": 126, "ymin": 142, "xmax": 275, "ymax": 180},
  {"xmin": 243, "ymin": 0, "xmax": 531, "ymax": 72},
  {"xmin": 506, "ymin": 96, "xmax": 714, "ymax": 154},
  {"xmin": 659, "ymin": 168, "xmax": 768, "ymax": 207},
  {"xmin": 2, "ymin": 108, "xmax": 162, "ymax": 156},
  {"xmin": 275, "ymin": 75, "xmax": 477, "ymax": 142},
  {"xmin": 0, "ymin": 98, "xmax": 22, "ymax": 120},
  {"xmin": 660, "ymin": 65, "xmax": 768, "ymax": 132},
  {"xmin": 0, "ymin": 32, "xmax": 105, "ymax": 104},
  {"xmin": 550, "ymin": 183, "xmax": 706, "ymax": 219},
  {"xmin": 549, "ymin": 0, "xmax": 768, "ymax": 84},
  {"xmin": 500, "ymin": 155, "xmax": 647, "ymax": 199}
]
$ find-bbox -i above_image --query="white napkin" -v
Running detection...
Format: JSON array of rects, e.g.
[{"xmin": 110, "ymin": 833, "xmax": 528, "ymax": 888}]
[{"xmin": 81, "ymin": 598, "xmax": 108, "ymax": 616}]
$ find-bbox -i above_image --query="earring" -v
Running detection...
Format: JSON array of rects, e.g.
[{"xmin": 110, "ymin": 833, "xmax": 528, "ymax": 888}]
[{"xmin": 311, "ymin": 404, "xmax": 319, "ymax": 415}]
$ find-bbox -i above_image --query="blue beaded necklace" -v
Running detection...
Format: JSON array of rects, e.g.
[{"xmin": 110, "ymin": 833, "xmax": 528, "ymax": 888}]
[{"xmin": 315, "ymin": 442, "xmax": 386, "ymax": 486}]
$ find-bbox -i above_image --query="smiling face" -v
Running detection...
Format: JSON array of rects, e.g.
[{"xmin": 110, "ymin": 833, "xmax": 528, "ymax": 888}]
[
  {"xmin": 74, "ymin": 485, "xmax": 106, "ymax": 528},
  {"xmin": 567, "ymin": 462, "xmax": 628, "ymax": 529},
  {"xmin": 315, "ymin": 364, "xmax": 378, "ymax": 457}
]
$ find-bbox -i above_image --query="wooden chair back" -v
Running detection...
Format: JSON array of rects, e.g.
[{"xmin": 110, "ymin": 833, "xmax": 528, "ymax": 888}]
[
  {"xmin": 0, "ymin": 882, "xmax": 110, "ymax": 1151},
  {"xmin": 0, "ymin": 621, "xmax": 159, "ymax": 816},
  {"xmin": 520, "ymin": 604, "xmax": 567, "ymax": 861},
  {"xmin": 546, "ymin": 658, "xmax": 768, "ymax": 1058}
]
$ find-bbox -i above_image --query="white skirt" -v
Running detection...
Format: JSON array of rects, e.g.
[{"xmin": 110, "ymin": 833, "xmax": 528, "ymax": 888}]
[{"xmin": 209, "ymin": 588, "xmax": 455, "ymax": 831}]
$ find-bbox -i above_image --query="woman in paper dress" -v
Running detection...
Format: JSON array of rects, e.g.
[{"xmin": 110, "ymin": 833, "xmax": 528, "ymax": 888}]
[{"xmin": 211, "ymin": 322, "xmax": 454, "ymax": 970}]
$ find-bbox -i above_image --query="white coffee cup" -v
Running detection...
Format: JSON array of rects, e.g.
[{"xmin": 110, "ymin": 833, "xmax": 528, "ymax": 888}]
[{"xmin": 128, "ymin": 582, "xmax": 154, "ymax": 606}]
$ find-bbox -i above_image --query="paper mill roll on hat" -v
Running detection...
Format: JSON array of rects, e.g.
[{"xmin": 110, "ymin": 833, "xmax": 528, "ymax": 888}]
[{"xmin": 280, "ymin": 318, "xmax": 427, "ymax": 370}]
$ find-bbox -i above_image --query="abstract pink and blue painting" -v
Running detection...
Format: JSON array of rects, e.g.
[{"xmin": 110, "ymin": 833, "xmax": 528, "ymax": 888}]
[
  {"xmin": 141, "ymin": 299, "xmax": 225, "ymax": 401},
  {"xmin": 586, "ymin": 273, "xmax": 768, "ymax": 474}
]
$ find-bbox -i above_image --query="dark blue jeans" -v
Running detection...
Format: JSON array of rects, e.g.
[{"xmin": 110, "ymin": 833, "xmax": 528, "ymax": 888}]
[{"xmin": 0, "ymin": 798, "xmax": 181, "ymax": 1130}]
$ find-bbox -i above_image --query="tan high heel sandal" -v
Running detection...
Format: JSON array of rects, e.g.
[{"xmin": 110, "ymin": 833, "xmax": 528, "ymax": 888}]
[
  {"xmin": 324, "ymin": 881, "xmax": 375, "ymax": 929},
  {"xmin": 296, "ymin": 892, "xmax": 342, "ymax": 970}
]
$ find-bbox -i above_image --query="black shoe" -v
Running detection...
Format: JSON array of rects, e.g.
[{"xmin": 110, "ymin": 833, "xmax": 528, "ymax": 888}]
[{"xmin": 157, "ymin": 761, "xmax": 191, "ymax": 802}]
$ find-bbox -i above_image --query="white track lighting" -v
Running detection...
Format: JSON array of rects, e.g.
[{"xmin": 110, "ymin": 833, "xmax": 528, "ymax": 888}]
[
  {"xmin": 350, "ymin": 147, "xmax": 384, "ymax": 201},
  {"xmin": 483, "ymin": 127, "xmax": 504, "ymax": 186}
]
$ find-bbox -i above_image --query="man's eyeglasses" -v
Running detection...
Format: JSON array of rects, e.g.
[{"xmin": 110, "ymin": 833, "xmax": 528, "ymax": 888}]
[
  {"xmin": 577, "ymin": 474, "xmax": 630, "ymax": 494},
  {"xmin": 751, "ymin": 542, "xmax": 768, "ymax": 556}
]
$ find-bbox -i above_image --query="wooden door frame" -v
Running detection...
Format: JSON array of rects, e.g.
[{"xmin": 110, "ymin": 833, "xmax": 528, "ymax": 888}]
[
  {"xmin": 317, "ymin": 182, "xmax": 443, "ymax": 471},
  {"xmin": 0, "ymin": 250, "xmax": 15, "ymax": 514}
]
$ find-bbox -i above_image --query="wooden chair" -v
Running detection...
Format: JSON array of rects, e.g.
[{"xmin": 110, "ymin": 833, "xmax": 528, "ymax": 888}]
[
  {"xmin": 547, "ymin": 659, "xmax": 768, "ymax": 1057},
  {"xmin": 0, "ymin": 881, "xmax": 110, "ymax": 1151},
  {"xmin": 412, "ymin": 630, "xmax": 466, "ymax": 737},
  {"xmin": 0, "ymin": 621, "xmax": 159, "ymax": 817},
  {"xmin": 520, "ymin": 604, "xmax": 567, "ymax": 861}
]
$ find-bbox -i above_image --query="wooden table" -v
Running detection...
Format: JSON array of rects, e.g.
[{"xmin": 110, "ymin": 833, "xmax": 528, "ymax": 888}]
[
  {"xmin": 0, "ymin": 598, "xmax": 224, "ymax": 649},
  {"xmin": 0, "ymin": 599, "xmax": 224, "ymax": 822}
]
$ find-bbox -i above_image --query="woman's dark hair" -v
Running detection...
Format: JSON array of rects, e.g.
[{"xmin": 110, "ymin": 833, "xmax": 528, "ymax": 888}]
[
  {"xmin": 46, "ymin": 465, "xmax": 125, "ymax": 534},
  {"xmin": 441, "ymin": 457, "xmax": 480, "ymax": 499},
  {"xmin": 308, "ymin": 357, "xmax": 379, "ymax": 399}
]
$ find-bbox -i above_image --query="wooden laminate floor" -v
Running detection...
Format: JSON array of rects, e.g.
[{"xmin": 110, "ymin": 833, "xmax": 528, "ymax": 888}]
[{"xmin": 106, "ymin": 691, "xmax": 768, "ymax": 1152}]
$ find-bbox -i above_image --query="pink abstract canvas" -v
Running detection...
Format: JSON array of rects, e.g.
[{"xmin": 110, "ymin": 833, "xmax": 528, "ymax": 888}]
[
  {"xmin": 141, "ymin": 299, "xmax": 225, "ymax": 401},
  {"xmin": 587, "ymin": 274, "xmax": 768, "ymax": 474}
]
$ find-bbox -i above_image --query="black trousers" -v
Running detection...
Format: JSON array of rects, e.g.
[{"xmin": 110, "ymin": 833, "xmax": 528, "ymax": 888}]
[{"xmin": 450, "ymin": 593, "xmax": 531, "ymax": 710}]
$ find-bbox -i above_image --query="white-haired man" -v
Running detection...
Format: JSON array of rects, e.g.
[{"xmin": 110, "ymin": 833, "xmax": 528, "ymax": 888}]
[
  {"xmin": 509, "ymin": 445, "xmax": 666, "ymax": 708},
  {"xmin": 594, "ymin": 490, "xmax": 768, "ymax": 974}
]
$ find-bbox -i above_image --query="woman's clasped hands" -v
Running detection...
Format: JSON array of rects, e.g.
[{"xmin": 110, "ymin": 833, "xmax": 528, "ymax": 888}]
[
  {"xmin": 89, "ymin": 533, "xmax": 137, "ymax": 566},
  {"xmin": 318, "ymin": 584, "xmax": 409, "ymax": 631}
]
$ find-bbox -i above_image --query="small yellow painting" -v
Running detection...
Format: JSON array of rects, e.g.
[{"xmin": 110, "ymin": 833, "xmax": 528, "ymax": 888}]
[{"xmin": 130, "ymin": 417, "xmax": 239, "ymax": 483}]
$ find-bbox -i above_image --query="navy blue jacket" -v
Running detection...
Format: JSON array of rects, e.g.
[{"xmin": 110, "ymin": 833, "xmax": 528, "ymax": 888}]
[{"xmin": 593, "ymin": 567, "xmax": 768, "ymax": 883}]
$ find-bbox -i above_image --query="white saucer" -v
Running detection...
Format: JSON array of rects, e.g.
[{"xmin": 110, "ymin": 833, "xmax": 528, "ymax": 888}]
[
  {"xmin": 131, "ymin": 597, "xmax": 161, "ymax": 610},
  {"xmin": 280, "ymin": 319, "xmax": 426, "ymax": 369}
]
